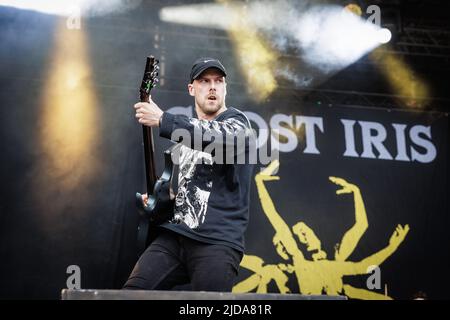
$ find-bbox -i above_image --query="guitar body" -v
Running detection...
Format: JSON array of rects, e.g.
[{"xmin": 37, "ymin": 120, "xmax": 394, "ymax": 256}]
[
  {"xmin": 136, "ymin": 148, "xmax": 175, "ymax": 252},
  {"xmin": 135, "ymin": 55, "xmax": 175, "ymax": 255}
]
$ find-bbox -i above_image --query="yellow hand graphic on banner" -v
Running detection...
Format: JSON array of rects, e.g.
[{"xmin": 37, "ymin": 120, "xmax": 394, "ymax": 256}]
[
  {"xmin": 233, "ymin": 255, "xmax": 291, "ymax": 294},
  {"xmin": 233, "ymin": 161, "xmax": 410, "ymax": 300}
]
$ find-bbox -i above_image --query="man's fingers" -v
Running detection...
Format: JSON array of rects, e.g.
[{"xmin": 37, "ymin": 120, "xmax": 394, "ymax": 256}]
[
  {"xmin": 134, "ymin": 102, "xmax": 149, "ymax": 110},
  {"xmin": 138, "ymin": 118, "xmax": 151, "ymax": 125},
  {"xmin": 141, "ymin": 194, "xmax": 148, "ymax": 205}
]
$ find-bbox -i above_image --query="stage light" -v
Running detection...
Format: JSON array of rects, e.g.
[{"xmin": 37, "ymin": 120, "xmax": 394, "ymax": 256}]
[
  {"xmin": 344, "ymin": 3, "xmax": 363, "ymax": 16},
  {"xmin": 293, "ymin": 6, "xmax": 386, "ymax": 72},
  {"xmin": 378, "ymin": 28, "xmax": 392, "ymax": 44},
  {"xmin": 159, "ymin": 2, "xmax": 390, "ymax": 95},
  {"xmin": 0, "ymin": 0, "xmax": 82, "ymax": 16},
  {"xmin": 159, "ymin": 3, "xmax": 231, "ymax": 29},
  {"xmin": 371, "ymin": 48, "xmax": 430, "ymax": 109},
  {"xmin": 224, "ymin": 2, "xmax": 277, "ymax": 101},
  {"xmin": 39, "ymin": 18, "xmax": 100, "ymax": 190},
  {"xmin": 0, "ymin": 0, "xmax": 141, "ymax": 17}
]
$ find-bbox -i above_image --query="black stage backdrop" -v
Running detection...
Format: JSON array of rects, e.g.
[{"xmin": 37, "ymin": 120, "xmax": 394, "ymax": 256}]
[{"xmin": 0, "ymin": 4, "xmax": 448, "ymax": 299}]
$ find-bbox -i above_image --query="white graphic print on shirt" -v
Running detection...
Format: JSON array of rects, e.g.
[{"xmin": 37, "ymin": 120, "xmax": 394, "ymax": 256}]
[
  {"xmin": 172, "ymin": 144, "xmax": 213, "ymax": 229},
  {"xmin": 171, "ymin": 114, "xmax": 248, "ymax": 229}
]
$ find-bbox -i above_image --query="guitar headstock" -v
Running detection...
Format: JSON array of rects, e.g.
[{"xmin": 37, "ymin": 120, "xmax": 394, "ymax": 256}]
[{"xmin": 140, "ymin": 55, "xmax": 159, "ymax": 102}]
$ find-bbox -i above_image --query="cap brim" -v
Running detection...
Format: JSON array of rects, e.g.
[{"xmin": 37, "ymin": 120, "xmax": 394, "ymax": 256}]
[{"xmin": 191, "ymin": 65, "xmax": 226, "ymax": 81}]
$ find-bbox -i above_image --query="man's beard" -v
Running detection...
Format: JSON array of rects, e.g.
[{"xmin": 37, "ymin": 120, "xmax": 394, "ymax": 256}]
[{"xmin": 200, "ymin": 99, "xmax": 223, "ymax": 114}]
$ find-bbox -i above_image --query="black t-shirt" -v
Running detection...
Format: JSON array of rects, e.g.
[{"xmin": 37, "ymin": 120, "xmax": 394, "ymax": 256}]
[{"xmin": 158, "ymin": 107, "xmax": 255, "ymax": 252}]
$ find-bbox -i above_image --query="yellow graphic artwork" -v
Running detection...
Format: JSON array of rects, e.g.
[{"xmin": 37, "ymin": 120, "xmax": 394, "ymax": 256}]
[{"xmin": 233, "ymin": 160, "xmax": 410, "ymax": 300}]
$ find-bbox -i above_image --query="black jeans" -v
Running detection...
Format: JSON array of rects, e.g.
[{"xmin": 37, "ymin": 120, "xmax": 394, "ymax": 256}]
[{"xmin": 123, "ymin": 228, "xmax": 243, "ymax": 292}]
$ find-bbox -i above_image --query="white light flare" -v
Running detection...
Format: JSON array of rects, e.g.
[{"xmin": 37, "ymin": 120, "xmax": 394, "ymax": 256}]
[
  {"xmin": 159, "ymin": 2, "xmax": 391, "ymax": 76},
  {"xmin": 0, "ymin": 0, "xmax": 141, "ymax": 17},
  {"xmin": 0, "ymin": 0, "xmax": 84, "ymax": 16},
  {"xmin": 294, "ymin": 5, "xmax": 389, "ymax": 72},
  {"xmin": 378, "ymin": 28, "xmax": 392, "ymax": 44},
  {"xmin": 159, "ymin": 3, "xmax": 234, "ymax": 29}
]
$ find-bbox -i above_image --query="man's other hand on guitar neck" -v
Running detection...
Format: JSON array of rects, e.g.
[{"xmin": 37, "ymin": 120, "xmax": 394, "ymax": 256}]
[{"xmin": 134, "ymin": 95, "xmax": 163, "ymax": 127}]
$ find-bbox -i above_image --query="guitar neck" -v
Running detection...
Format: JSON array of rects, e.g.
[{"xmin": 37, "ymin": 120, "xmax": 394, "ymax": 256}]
[
  {"xmin": 142, "ymin": 125, "xmax": 157, "ymax": 194},
  {"xmin": 140, "ymin": 91, "xmax": 157, "ymax": 194}
]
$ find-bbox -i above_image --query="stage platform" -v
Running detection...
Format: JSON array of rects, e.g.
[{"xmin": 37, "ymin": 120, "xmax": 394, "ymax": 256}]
[{"xmin": 61, "ymin": 289, "xmax": 346, "ymax": 300}]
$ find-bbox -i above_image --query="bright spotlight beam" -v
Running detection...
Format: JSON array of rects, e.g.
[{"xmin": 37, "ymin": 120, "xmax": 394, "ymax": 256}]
[
  {"xmin": 39, "ymin": 18, "xmax": 100, "ymax": 190},
  {"xmin": 0, "ymin": 0, "xmax": 83, "ymax": 16},
  {"xmin": 378, "ymin": 28, "xmax": 392, "ymax": 44},
  {"xmin": 159, "ymin": 2, "xmax": 390, "ymax": 78},
  {"xmin": 293, "ymin": 6, "xmax": 387, "ymax": 72},
  {"xmin": 0, "ymin": 0, "xmax": 141, "ymax": 17},
  {"xmin": 159, "ymin": 3, "xmax": 232, "ymax": 29}
]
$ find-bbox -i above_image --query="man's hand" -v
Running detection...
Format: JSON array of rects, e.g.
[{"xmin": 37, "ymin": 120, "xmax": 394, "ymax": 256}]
[
  {"xmin": 141, "ymin": 193, "xmax": 148, "ymax": 206},
  {"xmin": 134, "ymin": 95, "xmax": 163, "ymax": 127}
]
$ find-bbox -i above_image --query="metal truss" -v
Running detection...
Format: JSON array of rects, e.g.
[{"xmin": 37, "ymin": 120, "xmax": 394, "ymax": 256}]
[
  {"xmin": 296, "ymin": 88, "xmax": 450, "ymax": 112},
  {"xmin": 388, "ymin": 27, "xmax": 450, "ymax": 59}
]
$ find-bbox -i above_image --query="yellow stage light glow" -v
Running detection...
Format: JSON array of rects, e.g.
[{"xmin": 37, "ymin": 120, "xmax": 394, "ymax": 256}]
[
  {"xmin": 159, "ymin": 0, "xmax": 278, "ymax": 102},
  {"xmin": 371, "ymin": 47, "xmax": 430, "ymax": 109},
  {"xmin": 224, "ymin": 1, "xmax": 277, "ymax": 102},
  {"xmin": 344, "ymin": 3, "xmax": 363, "ymax": 16},
  {"xmin": 39, "ymin": 19, "xmax": 100, "ymax": 191}
]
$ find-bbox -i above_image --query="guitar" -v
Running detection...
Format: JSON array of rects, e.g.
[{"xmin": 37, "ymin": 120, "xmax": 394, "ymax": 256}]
[{"xmin": 135, "ymin": 55, "xmax": 175, "ymax": 255}]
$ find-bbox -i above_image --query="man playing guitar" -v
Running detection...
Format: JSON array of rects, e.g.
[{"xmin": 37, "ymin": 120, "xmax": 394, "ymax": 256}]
[{"xmin": 123, "ymin": 57, "xmax": 255, "ymax": 292}]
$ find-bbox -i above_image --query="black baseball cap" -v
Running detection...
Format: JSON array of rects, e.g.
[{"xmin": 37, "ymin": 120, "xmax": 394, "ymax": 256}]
[{"xmin": 189, "ymin": 57, "xmax": 227, "ymax": 83}]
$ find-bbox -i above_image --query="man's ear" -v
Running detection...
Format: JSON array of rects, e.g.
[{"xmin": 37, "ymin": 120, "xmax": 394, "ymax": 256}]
[{"xmin": 188, "ymin": 83, "xmax": 195, "ymax": 97}]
